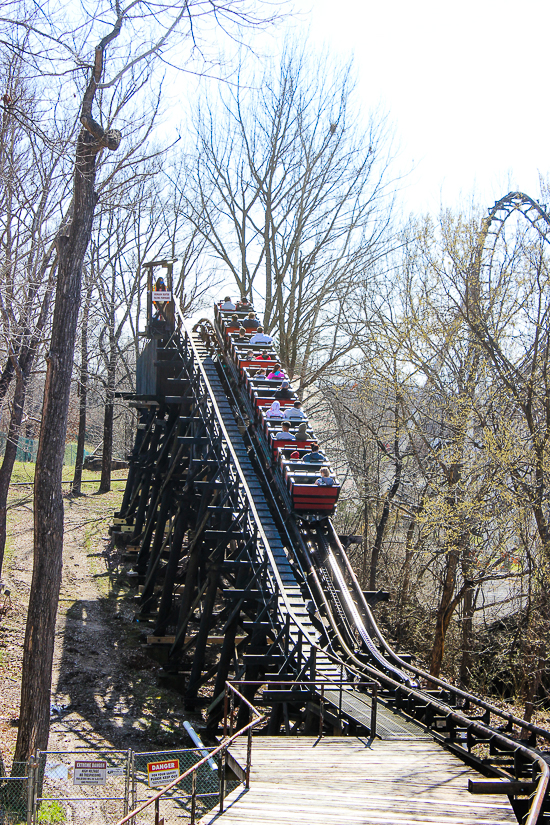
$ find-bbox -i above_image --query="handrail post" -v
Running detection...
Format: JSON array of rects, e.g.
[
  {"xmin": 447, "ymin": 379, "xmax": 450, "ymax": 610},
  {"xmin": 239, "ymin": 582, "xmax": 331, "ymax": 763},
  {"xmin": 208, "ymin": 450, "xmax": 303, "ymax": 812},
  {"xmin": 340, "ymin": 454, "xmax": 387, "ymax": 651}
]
[
  {"xmin": 154, "ymin": 797, "xmax": 159, "ymax": 825},
  {"xmin": 223, "ymin": 688, "xmax": 229, "ymax": 737},
  {"xmin": 339, "ymin": 665, "xmax": 343, "ymax": 719},
  {"xmin": 246, "ymin": 710, "xmax": 253, "ymax": 789},
  {"xmin": 230, "ymin": 689, "xmax": 235, "ymax": 736},
  {"xmin": 219, "ymin": 751, "xmax": 226, "ymax": 813},
  {"xmin": 370, "ymin": 683, "xmax": 378, "ymax": 739},
  {"xmin": 319, "ymin": 684, "xmax": 324, "ymax": 736},
  {"xmin": 190, "ymin": 770, "xmax": 197, "ymax": 825}
]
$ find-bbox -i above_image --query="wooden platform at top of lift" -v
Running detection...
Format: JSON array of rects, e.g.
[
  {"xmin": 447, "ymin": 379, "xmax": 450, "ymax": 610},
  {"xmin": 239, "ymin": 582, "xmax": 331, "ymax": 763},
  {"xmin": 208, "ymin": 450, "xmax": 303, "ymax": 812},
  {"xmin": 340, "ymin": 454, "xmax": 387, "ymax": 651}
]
[{"xmin": 198, "ymin": 736, "xmax": 517, "ymax": 825}]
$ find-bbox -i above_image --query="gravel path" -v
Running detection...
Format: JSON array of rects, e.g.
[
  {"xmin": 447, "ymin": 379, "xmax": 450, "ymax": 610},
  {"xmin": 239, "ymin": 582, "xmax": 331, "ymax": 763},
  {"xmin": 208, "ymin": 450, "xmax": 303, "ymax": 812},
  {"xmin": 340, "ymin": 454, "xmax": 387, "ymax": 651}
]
[{"xmin": 0, "ymin": 480, "xmax": 198, "ymax": 772}]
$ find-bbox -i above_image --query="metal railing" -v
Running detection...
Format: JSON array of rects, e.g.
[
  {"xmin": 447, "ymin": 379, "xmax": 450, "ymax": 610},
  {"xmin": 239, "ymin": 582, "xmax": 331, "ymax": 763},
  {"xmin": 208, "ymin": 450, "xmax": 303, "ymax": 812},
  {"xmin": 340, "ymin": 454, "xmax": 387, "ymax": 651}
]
[
  {"xmin": 224, "ymin": 679, "xmax": 380, "ymax": 738},
  {"xmin": 115, "ymin": 682, "xmax": 264, "ymax": 825}
]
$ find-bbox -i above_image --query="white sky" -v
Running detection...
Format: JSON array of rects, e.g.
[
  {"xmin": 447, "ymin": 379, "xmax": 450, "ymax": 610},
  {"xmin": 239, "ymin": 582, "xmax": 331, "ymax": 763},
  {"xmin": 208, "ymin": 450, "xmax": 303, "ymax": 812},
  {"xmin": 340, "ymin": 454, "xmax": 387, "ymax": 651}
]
[{"xmin": 301, "ymin": 0, "xmax": 549, "ymax": 215}]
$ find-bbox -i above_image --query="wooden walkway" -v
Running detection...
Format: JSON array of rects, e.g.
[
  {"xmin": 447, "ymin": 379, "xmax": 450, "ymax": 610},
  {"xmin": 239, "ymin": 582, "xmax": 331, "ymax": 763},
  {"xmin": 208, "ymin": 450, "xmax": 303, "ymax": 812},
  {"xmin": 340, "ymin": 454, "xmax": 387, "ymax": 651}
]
[{"xmin": 200, "ymin": 737, "xmax": 517, "ymax": 825}]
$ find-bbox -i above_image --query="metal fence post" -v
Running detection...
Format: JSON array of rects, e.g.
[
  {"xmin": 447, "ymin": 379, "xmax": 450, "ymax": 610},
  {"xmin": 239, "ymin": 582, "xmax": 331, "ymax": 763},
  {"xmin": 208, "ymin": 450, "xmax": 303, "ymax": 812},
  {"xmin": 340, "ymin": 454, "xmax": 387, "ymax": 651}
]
[
  {"xmin": 123, "ymin": 749, "xmax": 131, "ymax": 818},
  {"xmin": 246, "ymin": 711, "xmax": 252, "ymax": 789},
  {"xmin": 319, "ymin": 685, "xmax": 324, "ymax": 736},
  {"xmin": 131, "ymin": 749, "xmax": 137, "ymax": 822},
  {"xmin": 32, "ymin": 750, "xmax": 41, "ymax": 825},
  {"xmin": 27, "ymin": 755, "xmax": 35, "ymax": 825},
  {"xmin": 370, "ymin": 684, "xmax": 378, "ymax": 738}
]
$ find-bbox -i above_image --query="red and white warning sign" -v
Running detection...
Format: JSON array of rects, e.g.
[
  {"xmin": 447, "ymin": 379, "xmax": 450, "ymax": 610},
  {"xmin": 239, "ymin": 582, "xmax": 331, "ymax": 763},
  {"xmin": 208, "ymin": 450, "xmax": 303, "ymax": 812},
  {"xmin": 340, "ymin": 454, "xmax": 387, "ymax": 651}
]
[
  {"xmin": 147, "ymin": 759, "xmax": 180, "ymax": 788},
  {"xmin": 152, "ymin": 290, "xmax": 172, "ymax": 302},
  {"xmin": 73, "ymin": 760, "xmax": 107, "ymax": 785}
]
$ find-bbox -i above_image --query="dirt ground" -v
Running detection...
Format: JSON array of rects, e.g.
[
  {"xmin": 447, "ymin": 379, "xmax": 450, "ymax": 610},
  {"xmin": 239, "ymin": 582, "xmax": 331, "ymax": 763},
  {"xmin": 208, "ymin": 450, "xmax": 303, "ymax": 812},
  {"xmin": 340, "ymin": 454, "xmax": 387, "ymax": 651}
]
[{"xmin": 0, "ymin": 467, "xmax": 202, "ymax": 773}]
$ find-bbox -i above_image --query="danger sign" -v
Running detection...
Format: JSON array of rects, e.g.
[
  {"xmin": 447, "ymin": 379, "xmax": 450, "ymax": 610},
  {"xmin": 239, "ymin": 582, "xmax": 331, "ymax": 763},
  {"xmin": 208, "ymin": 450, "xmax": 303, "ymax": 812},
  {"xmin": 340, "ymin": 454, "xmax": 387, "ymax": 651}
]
[
  {"xmin": 73, "ymin": 760, "xmax": 107, "ymax": 785},
  {"xmin": 147, "ymin": 759, "xmax": 180, "ymax": 788},
  {"xmin": 152, "ymin": 290, "xmax": 172, "ymax": 302}
]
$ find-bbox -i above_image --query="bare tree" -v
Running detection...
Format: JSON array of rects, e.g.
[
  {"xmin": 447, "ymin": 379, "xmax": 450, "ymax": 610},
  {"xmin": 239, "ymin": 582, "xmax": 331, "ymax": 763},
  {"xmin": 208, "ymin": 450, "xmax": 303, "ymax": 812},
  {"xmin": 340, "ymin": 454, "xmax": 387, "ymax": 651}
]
[
  {"xmin": 189, "ymin": 43, "xmax": 397, "ymax": 389},
  {"xmin": 0, "ymin": 51, "xmax": 74, "ymax": 575},
  {"xmin": 6, "ymin": 0, "xmax": 279, "ymax": 762}
]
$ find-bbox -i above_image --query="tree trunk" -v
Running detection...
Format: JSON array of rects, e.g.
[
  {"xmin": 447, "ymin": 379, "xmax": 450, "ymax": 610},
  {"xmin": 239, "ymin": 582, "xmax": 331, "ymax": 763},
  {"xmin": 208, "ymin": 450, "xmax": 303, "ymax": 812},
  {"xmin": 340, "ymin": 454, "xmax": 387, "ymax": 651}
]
[
  {"xmin": 429, "ymin": 542, "xmax": 460, "ymax": 679},
  {"xmin": 0, "ymin": 357, "xmax": 16, "ymax": 404},
  {"xmin": 458, "ymin": 583, "xmax": 474, "ymax": 688},
  {"xmin": 361, "ymin": 493, "xmax": 369, "ymax": 588},
  {"xmin": 13, "ymin": 28, "xmax": 122, "ymax": 760},
  {"xmin": 369, "ymin": 444, "xmax": 402, "ymax": 591},
  {"xmin": 71, "ymin": 280, "xmax": 93, "ymax": 495},
  {"xmin": 98, "ymin": 358, "xmax": 116, "ymax": 493},
  {"xmin": 459, "ymin": 543, "xmax": 475, "ymax": 689},
  {"xmin": 395, "ymin": 515, "xmax": 417, "ymax": 646},
  {"xmin": 0, "ymin": 368, "xmax": 26, "ymax": 576},
  {"xmin": 13, "ymin": 127, "xmax": 101, "ymax": 762}
]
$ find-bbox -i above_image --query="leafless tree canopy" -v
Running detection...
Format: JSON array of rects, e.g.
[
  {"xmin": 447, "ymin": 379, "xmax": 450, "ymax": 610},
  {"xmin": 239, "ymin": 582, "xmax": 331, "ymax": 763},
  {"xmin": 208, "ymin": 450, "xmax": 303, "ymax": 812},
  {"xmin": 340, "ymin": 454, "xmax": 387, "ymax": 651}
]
[{"xmin": 187, "ymin": 43, "xmax": 398, "ymax": 388}]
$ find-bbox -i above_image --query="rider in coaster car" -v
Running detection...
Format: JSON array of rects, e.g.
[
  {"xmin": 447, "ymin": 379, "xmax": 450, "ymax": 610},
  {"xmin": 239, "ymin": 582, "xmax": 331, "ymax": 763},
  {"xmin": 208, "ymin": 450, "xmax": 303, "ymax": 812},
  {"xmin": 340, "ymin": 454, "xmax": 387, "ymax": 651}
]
[
  {"xmin": 284, "ymin": 400, "xmax": 305, "ymax": 418},
  {"xmin": 303, "ymin": 443, "xmax": 326, "ymax": 463},
  {"xmin": 267, "ymin": 363, "xmax": 285, "ymax": 380},
  {"xmin": 275, "ymin": 380, "xmax": 293, "ymax": 399},
  {"xmin": 274, "ymin": 421, "xmax": 297, "ymax": 442},
  {"xmin": 295, "ymin": 422, "xmax": 309, "ymax": 442},
  {"xmin": 250, "ymin": 327, "xmax": 273, "ymax": 345},
  {"xmin": 243, "ymin": 312, "xmax": 260, "ymax": 330},
  {"xmin": 316, "ymin": 467, "xmax": 335, "ymax": 486},
  {"xmin": 236, "ymin": 296, "xmax": 253, "ymax": 311},
  {"xmin": 221, "ymin": 296, "xmax": 236, "ymax": 310},
  {"xmin": 265, "ymin": 401, "xmax": 285, "ymax": 419}
]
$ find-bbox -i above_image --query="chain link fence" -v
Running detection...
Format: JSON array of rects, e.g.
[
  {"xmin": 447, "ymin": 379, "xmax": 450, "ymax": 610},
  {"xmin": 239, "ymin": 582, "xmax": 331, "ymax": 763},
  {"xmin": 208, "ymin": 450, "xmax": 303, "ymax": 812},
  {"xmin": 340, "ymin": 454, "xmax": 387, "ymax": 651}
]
[
  {"xmin": 0, "ymin": 763, "xmax": 29, "ymax": 825},
  {"xmin": 132, "ymin": 748, "xmax": 240, "ymax": 825},
  {"xmin": 34, "ymin": 751, "xmax": 130, "ymax": 825},
  {"xmin": 0, "ymin": 747, "xmax": 244, "ymax": 825}
]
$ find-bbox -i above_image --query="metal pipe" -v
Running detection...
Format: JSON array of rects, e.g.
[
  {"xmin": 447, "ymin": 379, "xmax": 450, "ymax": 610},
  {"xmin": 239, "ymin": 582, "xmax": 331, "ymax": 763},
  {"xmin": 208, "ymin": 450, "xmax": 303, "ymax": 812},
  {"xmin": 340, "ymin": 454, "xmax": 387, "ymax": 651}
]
[{"xmin": 183, "ymin": 722, "xmax": 217, "ymax": 772}]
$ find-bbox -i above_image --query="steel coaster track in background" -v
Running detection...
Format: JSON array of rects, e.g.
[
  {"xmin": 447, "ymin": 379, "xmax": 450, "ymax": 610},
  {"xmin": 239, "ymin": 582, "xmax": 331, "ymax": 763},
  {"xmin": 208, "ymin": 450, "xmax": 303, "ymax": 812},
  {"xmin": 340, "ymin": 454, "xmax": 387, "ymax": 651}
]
[{"xmin": 202, "ymin": 313, "xmax": 550, "ymax": 825}]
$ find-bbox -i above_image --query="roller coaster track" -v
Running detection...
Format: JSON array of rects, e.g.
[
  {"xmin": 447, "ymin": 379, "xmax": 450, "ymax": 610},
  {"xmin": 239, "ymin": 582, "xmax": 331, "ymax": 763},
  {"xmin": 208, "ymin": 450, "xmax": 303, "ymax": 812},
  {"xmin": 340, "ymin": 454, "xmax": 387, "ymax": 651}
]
[{"xmin": 116, "ymin": 313, "xmax": 550, "ymax": 824}]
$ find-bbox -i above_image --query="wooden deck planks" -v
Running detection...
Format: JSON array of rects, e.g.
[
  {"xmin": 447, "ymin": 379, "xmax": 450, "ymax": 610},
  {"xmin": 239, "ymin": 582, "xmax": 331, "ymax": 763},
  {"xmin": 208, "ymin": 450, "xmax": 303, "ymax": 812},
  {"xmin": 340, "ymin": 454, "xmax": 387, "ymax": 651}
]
[{"xmin": 199, "ymin": 738, "xmax": 516, "ymax": 825}]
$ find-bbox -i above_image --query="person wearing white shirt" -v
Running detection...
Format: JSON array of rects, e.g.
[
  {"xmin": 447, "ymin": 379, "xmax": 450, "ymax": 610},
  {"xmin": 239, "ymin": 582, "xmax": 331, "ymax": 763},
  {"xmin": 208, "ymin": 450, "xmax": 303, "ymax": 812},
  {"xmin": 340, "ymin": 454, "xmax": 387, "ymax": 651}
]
[
  {"xmin": 249, "ymin": 326, "xmax": 273, "ymax": 345},
  {"xmin": 284, "ymin": 401, "xmax": 306, "ymax": 420},
  {"xmin": 274, "ymin": 421, "xmax": 297, "ymax": 442},
  {"xmin": 221, "ymin": 296, "xmax": 236, "ymax": 310}
]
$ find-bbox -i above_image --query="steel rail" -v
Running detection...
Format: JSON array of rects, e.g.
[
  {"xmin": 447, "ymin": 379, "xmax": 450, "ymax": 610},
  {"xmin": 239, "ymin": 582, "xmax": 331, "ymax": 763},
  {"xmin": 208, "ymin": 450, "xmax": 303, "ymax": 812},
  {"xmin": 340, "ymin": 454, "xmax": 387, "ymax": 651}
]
[
  {"xmin": 203, "ymin": 310, "xmax": 550, "ymax": 823},
  {"xmin": 208, "ymin": 322, "xmax": 402, "ymax": 693},
  {"xmin": 211, "ymin": 309, "xmax": 550, "ymax": 736},
  {"xmin": 183, "ymin": 321, "xmax": 364, "ymax": 684},
  {"xmin": 326, "ymin": 521, "xmax": 550, "ymax": 744}
]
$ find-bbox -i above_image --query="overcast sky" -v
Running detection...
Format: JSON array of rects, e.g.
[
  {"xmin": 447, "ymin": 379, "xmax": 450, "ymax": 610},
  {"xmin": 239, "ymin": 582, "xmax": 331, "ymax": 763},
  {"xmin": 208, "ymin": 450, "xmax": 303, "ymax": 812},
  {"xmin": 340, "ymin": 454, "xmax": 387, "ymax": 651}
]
[{"xmin": 301, "ymin": 0, "xmax": 549, "ymax": 215}]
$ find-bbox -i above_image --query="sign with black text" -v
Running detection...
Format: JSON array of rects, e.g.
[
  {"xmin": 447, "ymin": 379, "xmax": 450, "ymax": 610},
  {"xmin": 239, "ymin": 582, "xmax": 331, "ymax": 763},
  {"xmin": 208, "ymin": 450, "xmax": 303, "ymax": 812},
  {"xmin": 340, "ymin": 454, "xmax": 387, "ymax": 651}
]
[
  {"xmin": 147, "ymin": 759, "xmax": 180, "ymax": 788},
  {"xmin": 73, "ymin": 760, "xmax": 107, "ymax": 785}
]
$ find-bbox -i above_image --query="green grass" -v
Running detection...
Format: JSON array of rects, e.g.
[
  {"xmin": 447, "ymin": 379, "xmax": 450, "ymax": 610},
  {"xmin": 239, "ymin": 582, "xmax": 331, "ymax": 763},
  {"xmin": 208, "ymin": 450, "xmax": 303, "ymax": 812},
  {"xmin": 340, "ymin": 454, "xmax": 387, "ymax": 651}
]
[
  {"xmin": 9, "ymin": 461, "xmax": 128, "ymax": 486},
  {"xmin": 37, "ymin": 800, "xmax": 66, "ymax": 824}
]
